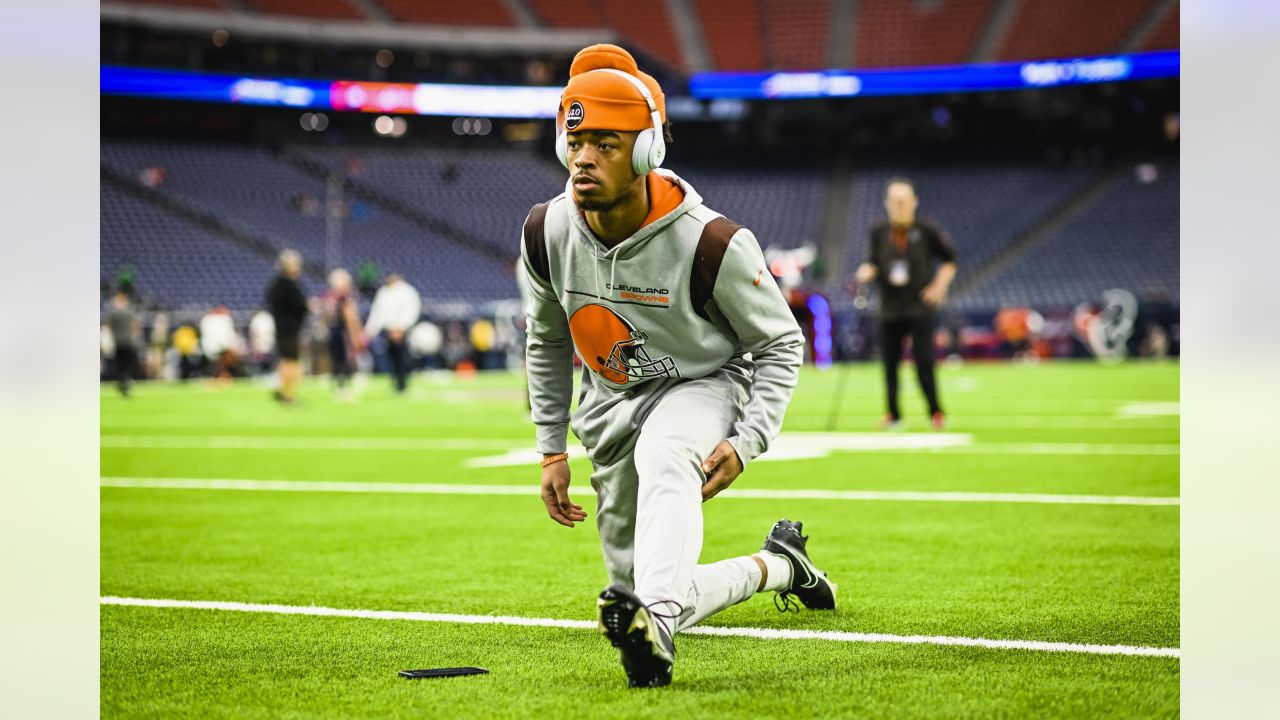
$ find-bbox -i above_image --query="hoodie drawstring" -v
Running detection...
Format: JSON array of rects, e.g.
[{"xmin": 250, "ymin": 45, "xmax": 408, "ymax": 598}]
[
  {"xmin": 592, "ymin": 242, "xmax": 622, "ymax": 302},
  {"xmin": 592, "ymin": 246, "xmax": 601, "ymax": 299},
  {"xmin": 608, "ymin": 249, "xmax": 619, "ymax": 300}
]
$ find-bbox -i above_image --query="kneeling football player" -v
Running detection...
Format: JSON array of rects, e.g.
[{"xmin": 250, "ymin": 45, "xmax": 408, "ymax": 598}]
[{"xmin": 521, "ymin": 44, "xmax": 837, "ymax": 688}]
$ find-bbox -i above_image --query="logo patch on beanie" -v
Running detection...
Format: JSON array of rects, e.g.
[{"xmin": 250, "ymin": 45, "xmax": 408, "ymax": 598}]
[{"xmin": 565, "ymin": 101, "xmax": 584, "ymax": 130}]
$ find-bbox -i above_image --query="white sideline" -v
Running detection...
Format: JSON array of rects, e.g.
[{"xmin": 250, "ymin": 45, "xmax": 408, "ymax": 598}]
[
  {"xmin": 100, "ymin": 434, "xmax": 1178, "ymax": 457},
  {"xmin": 100, "ymin": 477, "xmax": 1179, "ymax": 507},
  {"xmin": 99, "ymin": 596, "xmax": 1180, "ymax": 659}
]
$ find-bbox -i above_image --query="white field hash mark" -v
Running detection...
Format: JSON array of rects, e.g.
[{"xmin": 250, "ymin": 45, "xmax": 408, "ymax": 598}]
[
  {"xmin": 100, "ymin": 477, "xmax": 1179, "ymax": 507},
  {"xmin": 99, "ymin": 596, "xmax": 1180, "ymax": 659}
]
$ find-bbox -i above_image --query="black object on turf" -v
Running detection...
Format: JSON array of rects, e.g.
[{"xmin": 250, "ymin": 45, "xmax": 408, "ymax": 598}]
[
  {"xmin": 398, "ymin": 667, "xmax": 489, "ymax": 679},
  {"xmin": 762, "ymin": 519, "xmax": 838, "ymax": 610},
  {"xmin": 597, "ymin": 584, "xmax": 675, "ymax": 688}
]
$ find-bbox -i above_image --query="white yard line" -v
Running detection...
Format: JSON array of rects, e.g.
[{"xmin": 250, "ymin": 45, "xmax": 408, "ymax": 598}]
[
  {"xmin": 100, "ymin": 434, "xmax": 1178, "ymax": 457},
  {"xmin": 1116, "ymin": 402, "xmax": 1180, "ymax": 417},
  {"xmin": 936, "ymin": 443, "xmax": 1177, "ymax": 456},
  {"xmin": 99, "ymin": 414, "xmax": 1178, "ymax": 430},
  {"xmin": 100, "ymin": 436, "xmax": 519, "ymax": 450},
  {"xmin": 100, "ymin": 477, "xmax": 1179, "ymax": 507},
  {"xmin": 99, "ymin": 596, "xmax": 1179, "ymax": 659}
]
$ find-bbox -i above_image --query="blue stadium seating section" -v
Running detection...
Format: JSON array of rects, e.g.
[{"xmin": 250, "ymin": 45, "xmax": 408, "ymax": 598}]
[
  {"xmin": 291, "ymin": 147, "xmax": 825, "ymax": 252},
  {"xmin": 846, "ymin": 162, "xmax": 1097, "ymax": 289},
  {"xmin": 678, "ymin": 163, "xmax": 825, "ymax": 250},
  {"xmin": 101, "ymin": 182, "xmax": 280, "ymax": 310},
  {"xmin": 101, "ymin": 139, "xmax": 1178, "ymax": 314},
  {"xmin": 101, "ymin": 140, "xmax": 517, "ymax": 308},
  {"xmin": 292, "ymin": 145, "xmax": 564, "ymax": 255},
  {"xmin": 961, "ymin": 161, "xmax": 1179, "ymax": 309}
]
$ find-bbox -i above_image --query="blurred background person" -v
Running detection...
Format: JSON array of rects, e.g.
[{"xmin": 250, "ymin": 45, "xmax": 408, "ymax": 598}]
[
  {"xmin": 995, "ymin": 305, "xmax": 1045, "ymax": 362},
  {"xmin": 323, "ymin": 268, "xmax": 365, "ymax": 401},
  {"xmin": 146, "ymin": 312, "xmax": 169, "ymax": 380},
  {"xmin": 469, "ymin": 317, "xmax": 498, "ymax": 370},
  {"xmin": 407, "ymin": 320, "xmax": 444, "ymax": 370},
  {"xmin": 248, "ymin": 307, "xmax": 276, "ymax": 376},
  {"xmin": 105, "ymin": 290, "xmax": 140, "ymax": 397},
  {"xmin": 364, "ymin": 272, "xmax": 421, "ymax": 394},
  {"xmin": 855, "ymin": 178, "xmax": 957, "ymax": 430},
  {"xmin": 441, "ymin": 321, "xmax": 471, "ymax": 371},
  {"xmin": 199, "ymin": 305, "xmax": 242, "ymax": 383},
  {"xmin": 171, "ymin": 323, "xmax": 201, "ymax": 380},
  {"xmin": 267, "ymin": 249, "xmax": 307, "ymax": 404}
]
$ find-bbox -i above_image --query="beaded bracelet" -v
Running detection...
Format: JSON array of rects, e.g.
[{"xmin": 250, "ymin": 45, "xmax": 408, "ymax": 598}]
[{"xmin": 540, "ymin": 452, "xmax": 569, "ymax": 468}]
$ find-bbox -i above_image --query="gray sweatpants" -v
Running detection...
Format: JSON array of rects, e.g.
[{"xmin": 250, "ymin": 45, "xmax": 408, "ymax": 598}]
[{"xmin": 585, "ymin": 369, "xmax": 763, "ymax": 632}]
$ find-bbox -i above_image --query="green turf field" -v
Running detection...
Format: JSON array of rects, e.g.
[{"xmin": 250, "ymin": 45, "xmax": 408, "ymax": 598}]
[{"xmin": 101, "ymin": 361, "xmax": 1179, "ymax": 718}]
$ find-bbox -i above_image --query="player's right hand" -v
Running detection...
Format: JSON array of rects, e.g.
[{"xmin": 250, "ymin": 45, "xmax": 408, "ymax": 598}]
[
  {"xmin": 855, "ymin": 263, "xmax": 877, "ymax": 284},
  {"xmin": 540, "ymin": 460, "xmax": 586, "ymax": 528}
]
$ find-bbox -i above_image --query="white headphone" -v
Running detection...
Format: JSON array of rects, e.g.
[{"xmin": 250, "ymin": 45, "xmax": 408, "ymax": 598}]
[{"xmin": 556, "ymin": 68, "xmax": 666, "ymax": 176}]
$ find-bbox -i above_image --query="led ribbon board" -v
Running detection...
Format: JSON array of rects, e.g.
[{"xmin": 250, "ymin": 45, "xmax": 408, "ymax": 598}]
[
  {"xmin": 101, "ymin": 50, "xmax": 1178, "ymax": 115},
  {"xmin": 687, "ymin": 50, "xmax": 1179, "ymax": 100},
  {"xmin": 101, "ymin": 66, "xmax": 561, "ymax": 118}
]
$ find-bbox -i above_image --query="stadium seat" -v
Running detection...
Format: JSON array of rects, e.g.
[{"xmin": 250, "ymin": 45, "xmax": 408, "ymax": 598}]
[
  {"xmin": 960, "ymin": 161, "xmax": 1179, "ymax": 309},
  {"xmin": 377, "ymin": 0, "xmax": 515, "ymax": 27},
  {"xmin": 855, "ymin": 0, "xmax": 994, "ymax": 68},
  {"xmin": 996, "ymin": 0, "xmax": 1152, "ymax": 62}
]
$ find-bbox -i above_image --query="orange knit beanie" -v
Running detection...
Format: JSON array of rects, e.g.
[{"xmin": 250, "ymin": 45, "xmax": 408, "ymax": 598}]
[{"xmin": 558, "ymin": 44, "xmax": 666, "ymax": 134}]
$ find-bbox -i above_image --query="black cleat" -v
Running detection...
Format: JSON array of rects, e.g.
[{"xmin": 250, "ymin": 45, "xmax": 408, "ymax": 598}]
[
  {"xmin": 596, "ymin": 584, "xmax": 675, "ymax": 688},
  {"xmin": 761, "ymin": 519, "xmax": 838, "ymax": 611}
]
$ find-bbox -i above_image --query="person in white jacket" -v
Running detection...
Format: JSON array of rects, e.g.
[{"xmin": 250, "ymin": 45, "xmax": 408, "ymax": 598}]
[
  {"xmin": 364, "ymin": 273, "xmax": 421, "ymax": 393},
  {"xmin": 521, "ymin": 44, "xmax": 836, "ymax": 689}
]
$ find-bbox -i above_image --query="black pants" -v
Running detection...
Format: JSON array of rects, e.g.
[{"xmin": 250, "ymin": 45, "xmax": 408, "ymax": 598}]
[
  {"xmin": 880, "ymin": 316, "xmax": 942, "ymax": 419},
  {"xmin": 115, "ymin": 345, "xmax": 138, "ymax": 396},
  {"xmin": 386, "ymin": 334, "xmax": 409, "ymax": 393},
  {"xmin": 329, "ymin": 332, "xmax": 352, "ymax": 387}
]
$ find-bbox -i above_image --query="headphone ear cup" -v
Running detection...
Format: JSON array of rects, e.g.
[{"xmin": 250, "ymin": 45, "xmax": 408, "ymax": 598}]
[
  {"xmin": 555, "ymin": 131, "xmax": 569, "ymax": 169},
  {"xmin": 649, "ymin": 133, "xmax": 666, "ymax": 171},
  {"xmin": 631, "ymin": 128, "xmax": 655, "ymax": 175}
]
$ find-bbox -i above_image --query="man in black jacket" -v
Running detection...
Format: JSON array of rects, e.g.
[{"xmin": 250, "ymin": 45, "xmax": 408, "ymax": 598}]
[
  {"xmin": 267, "ymin": 249, "xmax": 308, "ymax": 404},
  {"xmin": 855, "ymin": 178, "xmax": 957, "ymax": 430}
]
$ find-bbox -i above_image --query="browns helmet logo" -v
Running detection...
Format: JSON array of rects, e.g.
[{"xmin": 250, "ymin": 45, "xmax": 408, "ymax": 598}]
[{"xmin": 568, "ymin": 303, "xmax": 678, "ymax": 385}]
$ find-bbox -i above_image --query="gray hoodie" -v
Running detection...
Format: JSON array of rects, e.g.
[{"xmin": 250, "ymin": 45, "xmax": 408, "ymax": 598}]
[{"xmin": 520, "ymin": 169, "xmax": 804, "ymax": 468}]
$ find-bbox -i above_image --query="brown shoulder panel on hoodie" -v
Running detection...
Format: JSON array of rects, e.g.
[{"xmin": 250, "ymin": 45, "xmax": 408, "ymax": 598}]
[{"xmin": 690, "ymin": 216, "xmax": 744, "ymax": 321}]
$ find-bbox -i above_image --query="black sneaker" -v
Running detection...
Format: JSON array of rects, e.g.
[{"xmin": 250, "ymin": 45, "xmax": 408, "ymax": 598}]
[
  {"xmin": 761, "ymin": 519, "xmax": 838, "ymax": 611},
  {"xmin": 596, "ymin": 584, "xmax": 675, "ymax": 688}
]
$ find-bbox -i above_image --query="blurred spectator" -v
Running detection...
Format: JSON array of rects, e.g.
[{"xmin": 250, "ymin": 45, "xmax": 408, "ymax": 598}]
[
  {"xmin": 306, "ymin": 303, "xmax": 331, "ymax": 377},
  {"xmin": 147, "ymin": 312, "xmax": 169, "ymax": 379},
  {"xmin": 248, "ymin": 309, "xmax": 276, "ymax": 375},
  {"xmin": 442, "ymin": 321, "xmax": 471, "ymax": 370},
  {"xmin": 469, "ymin": 318, "xmax": 498, "ymax": 369},
  {"xmin": 323, "ymin": 268, "xmax": 365, "ymax": 400},
  {"xmin": 199, "ymin": 306, "xmax": 242, "ymax": 381},
  {"xmin": 267, "ymin": 249, "xmax": 308, "ymax": 404},
  {"xmin": 357, "ymin": 260, "xmax": 381, "ymax": 299},
  {"xmin": 105, "ymin": 290, "xmax": 140, "ymax": 397},
  {"xmin": 171, "ymin": 324, "xmax": 201, "ymax": 379},
  {"xmin": 408, "ymin": 320, "xmax": 443, "ymax": 369},
  {"xmin": 365, "ymin": 273, "xmax": 422, "ymax": 394},
  {"xmin": 994, "ymin": 305, "xmax": 1044, "ymax": 360},
  {"xmin": 1143, "ymin": 325, "xmax": 1171, "ymax": 360}
]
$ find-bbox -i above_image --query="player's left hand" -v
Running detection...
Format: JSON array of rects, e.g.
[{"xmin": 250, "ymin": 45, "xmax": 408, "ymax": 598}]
[
  {"xmin": 700, "ymin": 440, "xmax": 743, "ymax": 502},
  {"xmin": 921, "ymin": 281, "xmax": 949, "ymax": 306}
]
